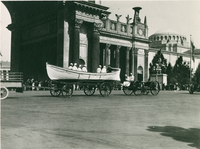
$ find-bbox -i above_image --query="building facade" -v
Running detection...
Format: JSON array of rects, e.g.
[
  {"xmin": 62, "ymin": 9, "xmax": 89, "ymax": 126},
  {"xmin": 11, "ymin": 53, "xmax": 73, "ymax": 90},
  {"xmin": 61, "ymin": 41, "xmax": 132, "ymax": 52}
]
[
  {"xmin": 149, "ymin": 29, "xmax": 200, "ymax": 74},
  {"xmin": 3, "ymin": 1, "xmax": 150, "ymax": 82},
  {"xmin": 2, "ymin": 1, "xmax": 200, "ymax": 83}
]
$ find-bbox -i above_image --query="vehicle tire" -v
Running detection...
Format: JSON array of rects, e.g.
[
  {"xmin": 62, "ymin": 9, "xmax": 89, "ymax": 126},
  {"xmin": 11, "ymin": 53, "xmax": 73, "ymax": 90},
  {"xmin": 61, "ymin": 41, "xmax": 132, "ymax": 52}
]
[
  {"xmin": 99, "ymin": 82, "xmax": 111, "ymax": 97},
  {"xmin": 0, "ymin": 87, "xmax": 9, "ymax": 100},
  {"xmin": 150, "ymin": 81, "xmax": 160, "ymax": 95},
  {"xmin": 189, "ymin": 86, "xmax": 194, "ymax": 94},
  {"xmin": 50, "ymin": 83, "xmax": 61, "ymax": 97},
  {"xmin": 84, "ymin": 85, "xmax": 96, "ymax": 96},
  {"xmin": 123, "ymin": 86, "xmax": 133, "ymax": 95},
  {"xmin": 62, "ymin": 85, "xmax": 73, "ymax": 97},
  {"xmin": 133, "ymin": 81, "xmax": 142, "ymax": 96}
]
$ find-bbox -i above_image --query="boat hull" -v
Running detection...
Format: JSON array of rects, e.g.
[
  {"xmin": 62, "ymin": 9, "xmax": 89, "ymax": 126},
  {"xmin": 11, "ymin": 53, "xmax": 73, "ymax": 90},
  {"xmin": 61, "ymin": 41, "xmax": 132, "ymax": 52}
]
[{"xmin": 46, "ymin": 63, "xmax": 121, "ymax": 82}]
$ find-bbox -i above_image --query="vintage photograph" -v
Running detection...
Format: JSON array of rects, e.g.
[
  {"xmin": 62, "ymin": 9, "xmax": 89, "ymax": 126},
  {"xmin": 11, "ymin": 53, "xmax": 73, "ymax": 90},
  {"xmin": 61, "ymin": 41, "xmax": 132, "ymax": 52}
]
[{"xmin": 1, "ymin": 0, "xmax": 200, "ymax": 148}]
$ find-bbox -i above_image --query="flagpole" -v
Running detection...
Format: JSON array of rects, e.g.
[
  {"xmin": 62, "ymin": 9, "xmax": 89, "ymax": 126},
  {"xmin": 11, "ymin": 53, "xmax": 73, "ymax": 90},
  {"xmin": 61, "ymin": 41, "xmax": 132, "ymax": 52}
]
[{"xmin": 190, "ymin": 35, "xmax": 192, "ymax": 83}]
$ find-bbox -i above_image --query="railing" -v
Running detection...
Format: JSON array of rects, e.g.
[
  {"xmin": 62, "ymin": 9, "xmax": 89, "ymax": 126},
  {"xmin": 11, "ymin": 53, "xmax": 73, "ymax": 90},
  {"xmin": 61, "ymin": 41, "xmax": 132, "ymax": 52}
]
[
  {"xmin": 0, "ymin": 71, "xmax": 23, "ymax": 81},
  {"xmin": 101, "ymin": 19, "xmax": 133, "ymax": 37}
]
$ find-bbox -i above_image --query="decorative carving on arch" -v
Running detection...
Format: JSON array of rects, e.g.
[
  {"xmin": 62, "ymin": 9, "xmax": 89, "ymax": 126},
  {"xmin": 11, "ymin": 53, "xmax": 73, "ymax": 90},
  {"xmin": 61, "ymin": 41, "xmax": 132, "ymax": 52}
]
[
  {"xmin": 93, "ymin": 22, "xmax": 103, "ymax": 32},
  {"xmin": 75, "ymin": 18, "xmax": 83, "ymax": 29},
  {"xmin": 100, "ymin": 13, "xmax": 109, "ymax": 21}
]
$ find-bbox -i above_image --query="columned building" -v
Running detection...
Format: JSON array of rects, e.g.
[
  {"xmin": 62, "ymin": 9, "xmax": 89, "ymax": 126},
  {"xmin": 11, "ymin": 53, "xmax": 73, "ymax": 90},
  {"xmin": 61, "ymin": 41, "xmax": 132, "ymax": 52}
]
[
  {"xmin": 2, "ymin": 1, "xmax": 150, "ymax": 82},
  {"xmin": 149, "ymin": 29, "xmax": 200, "ymax": 73}
]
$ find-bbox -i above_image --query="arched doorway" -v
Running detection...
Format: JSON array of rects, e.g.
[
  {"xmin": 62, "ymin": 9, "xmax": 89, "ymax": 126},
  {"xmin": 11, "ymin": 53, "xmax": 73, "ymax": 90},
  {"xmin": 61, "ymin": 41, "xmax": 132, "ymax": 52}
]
[
  {"xmin": 137, "ymin": 66, "xmax": 143, "ymax": 81},
  {"xmin": 79, "ymin": 59, "xmax": 85, "ymax": 66}
]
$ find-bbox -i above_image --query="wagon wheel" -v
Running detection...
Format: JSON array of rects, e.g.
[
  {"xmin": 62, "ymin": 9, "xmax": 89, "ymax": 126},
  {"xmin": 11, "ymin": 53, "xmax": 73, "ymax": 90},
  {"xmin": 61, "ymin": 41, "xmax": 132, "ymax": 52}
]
[
  {"xmin": 143, "ymin": 86, "xmax": 150, "ymax": 95},
  {"xmin": 62, "ymin": 85, "xmax": 73, "ymax": 97},
  {"xmin": 123, "ymin": 86, "xmax": 133, "ymax": 95},
  {"xmin": 150, "ymin": 81, "xmax": 160, "ymax": 95},
  {"xmin": 0, "ymin": 87, "xmax": 9, "ymax": 100},
  {"xmin": 133, "ymin": 81, "xmax": 142, "ymax": 96},
  {"xmin": 50, "ymin": 83, "xmax": 61, "ymax": 97},
  {"xmin": 99, "ymin": 82, "xmax": 111, "ymax": 97},
  {"xmin": 84, "ymin": 85, "xmax": 96, "ymax": 96}
]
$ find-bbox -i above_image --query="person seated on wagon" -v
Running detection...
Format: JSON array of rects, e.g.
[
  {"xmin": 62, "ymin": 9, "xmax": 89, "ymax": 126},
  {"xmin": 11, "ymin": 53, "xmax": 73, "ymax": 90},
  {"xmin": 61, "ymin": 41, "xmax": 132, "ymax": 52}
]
[
  {"xmin": 125, "ymin": 74, "xmax": 130, "ymax": 81},
  {"xmin": 82, "ymin": 64, "xmax": 87, "ymax": 72},
  {"xmin": 101, "ymin": 66, "xmax": 107, "ymax": 73},
  {"xmin": 97, "ymin": 65, "xmax": 102, "ymax": 73},
  {"xmin": 107, "ymin": 65, "xmax": 112, "ymax": 73},
  {"xmin": 68, "ymin": 63, "xmax": 73, "ymax": 69},
  {"xmin": 77, "ymin": 65, "xmax": 82, "ymax": 71},
  {"xmin": 72, "ymin": 63, "xmax": 78, "ymax": 70},
  {"xmin": 129, "ymin": 73, "xmax": 134, "ymax": 81}
]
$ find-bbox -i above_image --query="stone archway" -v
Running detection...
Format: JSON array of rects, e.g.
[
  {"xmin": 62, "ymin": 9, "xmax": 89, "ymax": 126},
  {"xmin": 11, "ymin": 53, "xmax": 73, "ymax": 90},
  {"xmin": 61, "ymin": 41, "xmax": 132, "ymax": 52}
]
[{"xmin": 137, "ymin": 66, "xmax": 143, "ymax": 81}]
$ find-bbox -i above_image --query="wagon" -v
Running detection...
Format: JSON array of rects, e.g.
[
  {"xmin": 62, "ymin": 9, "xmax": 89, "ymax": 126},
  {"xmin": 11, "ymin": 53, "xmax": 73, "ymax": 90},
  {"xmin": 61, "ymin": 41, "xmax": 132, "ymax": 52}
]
[
  {"xmin": 122, "ymin": 80, "xmax": 160, "ymax": 96},
  {"xmin": 46, "ymin": 63, "xmax": 121, "ymax": 97},
  {"xmin": 0, "ymin": 71, "xmax": 23, "ymax": 100}
]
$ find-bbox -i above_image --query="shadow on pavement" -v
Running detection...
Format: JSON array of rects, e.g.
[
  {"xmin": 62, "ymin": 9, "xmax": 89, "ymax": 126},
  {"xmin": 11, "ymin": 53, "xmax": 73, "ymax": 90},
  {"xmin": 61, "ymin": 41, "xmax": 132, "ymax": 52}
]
[
  {"xmin": 147, "ymin": 126, "xmax": 200, "ymax": 149},
  {"xmin": 180, "ymin": 92, "xmax": 200, "ymax": 95}
]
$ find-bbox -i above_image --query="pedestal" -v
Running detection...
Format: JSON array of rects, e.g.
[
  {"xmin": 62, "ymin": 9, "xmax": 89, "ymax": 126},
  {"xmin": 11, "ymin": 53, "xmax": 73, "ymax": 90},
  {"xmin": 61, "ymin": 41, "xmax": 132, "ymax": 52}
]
[{"xmin": 150, "ymin": 74, "xmax": 167, "ymax": 90}]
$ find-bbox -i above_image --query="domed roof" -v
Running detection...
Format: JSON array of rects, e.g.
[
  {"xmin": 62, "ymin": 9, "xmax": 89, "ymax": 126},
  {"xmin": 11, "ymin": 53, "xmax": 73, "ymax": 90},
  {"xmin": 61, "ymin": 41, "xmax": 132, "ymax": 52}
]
[{"xmin": 152, "ymin": 29, "xmax": 181, "ymax": 36}]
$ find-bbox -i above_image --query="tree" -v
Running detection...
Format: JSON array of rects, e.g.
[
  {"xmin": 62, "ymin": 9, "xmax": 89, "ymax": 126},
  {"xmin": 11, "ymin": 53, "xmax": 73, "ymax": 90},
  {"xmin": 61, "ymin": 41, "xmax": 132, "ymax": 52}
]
[
  {"xmin": 173, "ymin": 56, "xmax": 190, "ymax": 86},
  {"xmin": 192, "ymin": 63, "xmax": 200, "ymax": 85},
  {"xmin": 166, "ymin": 62, "xmax": 173, "ymax": 84},
  {"xmin": 149, "ymin": 50, "xmax": 167, "ymax": 76}
]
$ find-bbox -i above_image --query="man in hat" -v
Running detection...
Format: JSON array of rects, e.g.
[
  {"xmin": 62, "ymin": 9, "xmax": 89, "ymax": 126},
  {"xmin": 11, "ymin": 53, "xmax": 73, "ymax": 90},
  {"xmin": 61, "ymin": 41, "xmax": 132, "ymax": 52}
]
[
  {"xmin": 97, "ymin": 65, "xmax": 102, "ymax": 73},
  {"xmin": 129, "ymin": 73, "xmax": 134, "ymax": 81},
  {"xmin": 68, "ymin": 63, "xmax": 73, "ymax": 69},
  {"xmin": 77, "ymin": 65, "xmax": 82, "ymax": 71},
  {"xmin": 101, "ymin": 66, "xmax": 107, "ymax": 73},
  {"xmin": 72, "ymin": 63, "xmax": 78, "ymax": 70},
  {"xmin": 82, "ymin": 64, "xmax": 87, "ymax": 72}
]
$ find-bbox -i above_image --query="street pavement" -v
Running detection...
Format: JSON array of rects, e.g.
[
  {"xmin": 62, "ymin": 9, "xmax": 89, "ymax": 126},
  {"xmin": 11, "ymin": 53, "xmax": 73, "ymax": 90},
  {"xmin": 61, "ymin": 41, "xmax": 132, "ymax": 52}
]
[{"xmin": 1, "ymin": 90, "xmax": 200, "ymax": 149}]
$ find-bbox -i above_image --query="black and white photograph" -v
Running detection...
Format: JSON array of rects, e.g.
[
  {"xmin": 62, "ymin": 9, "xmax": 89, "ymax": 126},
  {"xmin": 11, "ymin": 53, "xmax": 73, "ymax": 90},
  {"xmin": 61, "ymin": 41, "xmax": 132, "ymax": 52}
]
[{"xmin": 1, "ymin": 0, "xmax": 200, "ymax": 148}]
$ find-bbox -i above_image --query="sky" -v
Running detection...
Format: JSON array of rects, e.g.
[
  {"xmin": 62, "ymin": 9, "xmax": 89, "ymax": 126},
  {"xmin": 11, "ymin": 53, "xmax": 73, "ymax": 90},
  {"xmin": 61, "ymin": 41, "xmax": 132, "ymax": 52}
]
[{"xmin": 1, "ymin": 0, "xmax": 200, "ymax": 61}]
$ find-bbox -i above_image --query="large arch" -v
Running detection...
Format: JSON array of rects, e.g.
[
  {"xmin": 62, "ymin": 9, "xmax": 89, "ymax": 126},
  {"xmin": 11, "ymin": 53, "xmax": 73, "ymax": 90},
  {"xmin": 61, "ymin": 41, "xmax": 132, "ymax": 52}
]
[{"xmin": 1, "ymin": 3, "xmax": 11, "ymax": 62}]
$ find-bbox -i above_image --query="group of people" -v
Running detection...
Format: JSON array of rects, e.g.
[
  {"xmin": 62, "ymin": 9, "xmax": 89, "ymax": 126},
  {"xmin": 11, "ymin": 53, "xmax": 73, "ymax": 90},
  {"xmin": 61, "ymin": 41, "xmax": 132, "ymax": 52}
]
[
  {"xmin": 23, "ymin": 79, "xmax": 51, "ymax": 91},
  {"xmin": 125, "ymin": 73, "xmax": 134, "ymax": 81},
  {"xmin": 97, "ymin": 65, "xmax": 107, "ymax": 73},
  {"xmin": 68, "ymin": 63, "xmax": 112, "ymax": 73},
  {"xmin": 68, "ymin": 63, "xmax": 87, "ymax": 72}
]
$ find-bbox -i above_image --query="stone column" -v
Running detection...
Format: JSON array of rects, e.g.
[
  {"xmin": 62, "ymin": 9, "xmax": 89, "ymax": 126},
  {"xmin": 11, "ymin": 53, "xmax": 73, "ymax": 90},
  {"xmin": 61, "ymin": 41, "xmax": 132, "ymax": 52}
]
[
  {"xmin": 57, "ymin": 10, "xmax": 64, "ymax": 67},
  {"xmin": 73, "ymin": 18, "xmax": 83, "ymax": 64},
  {"xmin": 103, "ymin": 44, "xmax": 111, "ymax": 67},
  {"xmin": 132, "ymin": 48, "xmax": 138, "ymax": 80},
  {"xmin": 144, "ymin": 50, "xmax": 149, "ymax": 81},
  {"xmin": 126, "ymin": 47, "xmax": 131, "ymax": 75},
  {"xmin": 105, "ymin": 44, "xmax": 111, "ymax": 67},
  {"xmin": 91, "ymin": 23, "xmax": 101, "ymax": 72},
  {"xmin": 115, "ymin": 45, "xmax": 121, "ymax": 68},
  {"xmin": 8, "ymin": 24, "xmax": 20, "ymax": 72},
  {"xmin": 110, "ymin": 48, "xmax": 115, "ymax": 67},
  {"xmin": 63, "ymin": 8, "xmax": 70, "ymax": 68}
]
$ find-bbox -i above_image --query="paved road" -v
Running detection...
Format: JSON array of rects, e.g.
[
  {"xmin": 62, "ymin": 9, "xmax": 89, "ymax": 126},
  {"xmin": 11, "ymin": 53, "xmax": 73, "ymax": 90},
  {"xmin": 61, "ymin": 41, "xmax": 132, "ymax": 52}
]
[{"xmin": 1, "ymin": 90, "xmax": 200, "ymax": 149}]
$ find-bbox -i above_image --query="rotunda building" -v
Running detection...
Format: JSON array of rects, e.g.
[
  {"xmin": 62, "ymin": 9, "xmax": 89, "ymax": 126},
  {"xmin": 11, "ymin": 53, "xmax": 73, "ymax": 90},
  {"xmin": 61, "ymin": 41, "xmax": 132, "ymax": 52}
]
[{"xmin": 148, "ymin": 29, "xmax": 197, "ymax": 67}]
